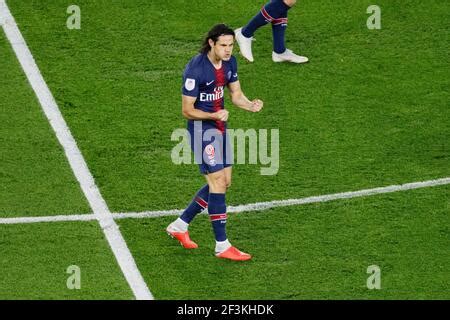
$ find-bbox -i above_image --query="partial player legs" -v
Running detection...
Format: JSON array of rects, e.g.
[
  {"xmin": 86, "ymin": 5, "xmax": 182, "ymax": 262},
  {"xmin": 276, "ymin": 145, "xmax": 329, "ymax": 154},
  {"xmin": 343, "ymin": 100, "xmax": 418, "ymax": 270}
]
[{"xmin": 235, "ymin": 0, "xmax": 308, "ymax": 63}]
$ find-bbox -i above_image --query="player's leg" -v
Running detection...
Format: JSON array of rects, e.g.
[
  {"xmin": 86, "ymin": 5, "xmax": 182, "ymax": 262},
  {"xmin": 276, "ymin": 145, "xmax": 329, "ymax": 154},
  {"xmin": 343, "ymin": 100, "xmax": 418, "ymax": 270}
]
[
  {"xmin": 235, "ymin": 0, "xmax": 294, "ymax": 62},
  {"xmin": 204, "ymin": 168, "xmax": 228, "ymax": 250},
  {"xmin": 205, "ymin": 134, "xmax": 249, "ymax": 261},
  {"xmin": 271, "ymin": 8, "xmax": 289, "ymax": 55},
  {"xmin": 166, "ymin": 123, "xmax": 209, "ymax": 249},
  {"xmin": 271, "ymin": 0, "xmax": 308, "ymax": 63},
  {"xmin": 204, "ymin": 169, "xmax": 228, "ymax": 252},
  {"xmin": 204, "ymin": 169, "xmax": 251, "ymax": 261},
  {"xmin": 166, "ymin": 184, "xmax": 209, "ymax": 249},
  {"xmin": 224, "ymin": 166, "xmax": 232, "ymax": 189}
]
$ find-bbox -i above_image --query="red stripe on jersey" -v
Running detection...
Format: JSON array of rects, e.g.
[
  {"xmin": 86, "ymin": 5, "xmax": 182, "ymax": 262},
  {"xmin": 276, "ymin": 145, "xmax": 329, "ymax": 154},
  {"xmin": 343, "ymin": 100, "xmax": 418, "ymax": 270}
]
[
  {"xmin": 214, "ymin": 66, "xmax": 226, "ymax": 133},
  {"xmin": 195, "ymin": 197, "xmax": 208, "ymax": 209},
  {"xmin": 209, "ymin": 213, "xmax": 227, "ymax": 221}
]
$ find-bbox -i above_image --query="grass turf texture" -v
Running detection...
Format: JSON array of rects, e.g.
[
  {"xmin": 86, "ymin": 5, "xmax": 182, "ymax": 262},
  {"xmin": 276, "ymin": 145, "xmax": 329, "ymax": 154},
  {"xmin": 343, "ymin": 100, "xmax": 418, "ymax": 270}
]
[
  {"xmin": 0, "ymin": 221, "xmax": 133, "ymax": 299},
  {"xmin": 1, "ymin": 0, "xmax": 449, "ymax": 299},
  {"xmin": 0, "ymin": 30, "xmax": 90, "ymax": 217},
  {"xmin": 118, "ymin": 185, "xmax": 450, "ymax": 299},
  {"xmin": 119, "ymin": 186, "xmax": 450, "ymax": 299}
]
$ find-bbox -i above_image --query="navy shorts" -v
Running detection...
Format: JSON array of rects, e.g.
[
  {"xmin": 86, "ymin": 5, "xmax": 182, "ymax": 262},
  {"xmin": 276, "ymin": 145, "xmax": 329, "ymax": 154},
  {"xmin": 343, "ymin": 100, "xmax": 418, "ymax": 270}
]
[{"xmin": 188, "ymin": 121, "xmax": 233, "ymax": 175}]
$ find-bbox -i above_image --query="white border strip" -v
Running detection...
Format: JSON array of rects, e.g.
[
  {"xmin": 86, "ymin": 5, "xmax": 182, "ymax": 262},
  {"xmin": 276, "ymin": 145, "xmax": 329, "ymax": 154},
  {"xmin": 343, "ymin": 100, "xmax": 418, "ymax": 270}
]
[
  {"xmin": 1, "ymin": 177, "xmax": 449, "ymax": 225},
  {"xmin": 0, "ymin": 0, "xmax": 153, "ymax": 300}
]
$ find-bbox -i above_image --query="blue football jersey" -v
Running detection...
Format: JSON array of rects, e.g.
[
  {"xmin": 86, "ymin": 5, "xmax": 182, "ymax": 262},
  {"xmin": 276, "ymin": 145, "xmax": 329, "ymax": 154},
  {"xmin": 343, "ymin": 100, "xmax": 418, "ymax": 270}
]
[{"xmin": 182, "ymin": 53, "xmax": 239, "ymax": 132}]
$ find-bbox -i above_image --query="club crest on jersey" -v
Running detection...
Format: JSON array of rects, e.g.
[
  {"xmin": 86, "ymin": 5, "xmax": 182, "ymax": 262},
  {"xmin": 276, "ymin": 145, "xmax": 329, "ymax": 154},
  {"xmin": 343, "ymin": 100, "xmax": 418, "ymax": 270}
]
[
  {"xmin": 185, "ymin": 78, "xmax": 196, "ymax": 91},
  {"xmin": 205, "ymin": 144, "xmax": 215, "ymax": 158},
  {"xmin": 205, "ymin": 144, "xmax": 216, "ymax": 165},
  {"xmin": 199, "ymin": 86, "xmax": 224, "ymax": 102}
]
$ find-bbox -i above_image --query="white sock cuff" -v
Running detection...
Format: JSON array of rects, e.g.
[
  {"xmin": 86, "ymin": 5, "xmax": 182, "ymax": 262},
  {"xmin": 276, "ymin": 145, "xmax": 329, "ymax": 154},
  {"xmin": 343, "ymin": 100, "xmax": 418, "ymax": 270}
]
[
  {"xmin": 215, "ymin": 239, "xmax": 231, "ymax": 253},
  {"xmin": 172, "ymin": 218, "xmax": 189, "ymax": 232}
]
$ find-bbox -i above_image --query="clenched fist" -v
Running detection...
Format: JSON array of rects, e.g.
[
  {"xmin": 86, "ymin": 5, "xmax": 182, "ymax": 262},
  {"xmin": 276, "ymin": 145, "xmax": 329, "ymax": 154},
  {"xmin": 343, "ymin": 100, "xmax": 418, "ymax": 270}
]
[
  {"xmin": 250, "ymin": 99, "xmax": 263, "ymax": 112},
  {"xmin": 213, "ymin": 109, "xmax": 229, "ymax": 121}
]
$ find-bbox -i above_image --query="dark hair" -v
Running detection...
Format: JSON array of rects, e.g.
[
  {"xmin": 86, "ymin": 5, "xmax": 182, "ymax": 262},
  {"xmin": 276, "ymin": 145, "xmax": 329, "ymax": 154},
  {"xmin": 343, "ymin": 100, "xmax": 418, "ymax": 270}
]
[{"xmin": 200, "ymin": 24, "xmax": 235, "ymax": 54}]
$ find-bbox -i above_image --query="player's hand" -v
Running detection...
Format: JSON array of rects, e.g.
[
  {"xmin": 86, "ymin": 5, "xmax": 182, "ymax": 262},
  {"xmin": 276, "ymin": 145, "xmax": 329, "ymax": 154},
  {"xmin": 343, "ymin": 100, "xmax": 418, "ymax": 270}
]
[
  {"xmin": 250, "ymin": 99, "xmax": 263, "ymax": 112},
  {"xmin": 213, "ymin": 109, "xmax": 229, "ymax": 121}
]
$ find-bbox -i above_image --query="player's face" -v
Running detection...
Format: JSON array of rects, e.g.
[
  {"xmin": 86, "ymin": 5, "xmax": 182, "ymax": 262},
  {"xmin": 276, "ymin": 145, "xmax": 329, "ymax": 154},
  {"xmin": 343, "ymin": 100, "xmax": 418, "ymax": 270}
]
[{"xmin": 212, "ymin": 35, "xmax": 234, "ymax": 61}]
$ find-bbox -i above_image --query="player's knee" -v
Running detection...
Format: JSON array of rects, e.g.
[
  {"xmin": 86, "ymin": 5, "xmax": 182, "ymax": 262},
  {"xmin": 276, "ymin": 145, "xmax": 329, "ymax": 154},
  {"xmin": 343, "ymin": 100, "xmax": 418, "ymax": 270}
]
[
  {"xmin": 226, "ymin": 178, "xmax": 231, "ymax": 189},
  {"xmin": 211, "ymin": 174, "xmax": 228, "ymax": 191},
  {"xmin": 283, "ymin": 0, "xmax": 297, "ymax": 7}
]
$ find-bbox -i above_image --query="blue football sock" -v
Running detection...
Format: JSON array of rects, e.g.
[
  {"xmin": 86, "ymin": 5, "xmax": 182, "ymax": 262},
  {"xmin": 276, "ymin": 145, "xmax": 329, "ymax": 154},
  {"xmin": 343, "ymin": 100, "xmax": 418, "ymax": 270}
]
[
  {"xmin": 208, "ymin": 193, "xmax": 227, "ymax": 242},
  {"xmin": 272, "ymin": 11, "xmax": 288, "ymax": 53},
  {"xmin": 242, "ymin": 0, "xmax": 291, "ymax": 38},
  {"xmin": 180, "ymin": 184, "xmax": 209, "ymax": 224}
]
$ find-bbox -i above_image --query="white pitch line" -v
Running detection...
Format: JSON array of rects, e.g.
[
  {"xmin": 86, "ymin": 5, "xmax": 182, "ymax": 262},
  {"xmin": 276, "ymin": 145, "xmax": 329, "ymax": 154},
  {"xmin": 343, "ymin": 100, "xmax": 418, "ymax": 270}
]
[
  {"xmin": 0, "ymin": 0, "xmax": 153, "ymax": 300},
  {"xmin": 1, "ymin": 177, "xmax": 449, "ymax": 225},
  {"xmin": 114, "ymin": 176, "xmax": 450, "ymax": 218},
  {"xmin": 0, "ymin": 214, "xmax": 97, "ymax": 225}
]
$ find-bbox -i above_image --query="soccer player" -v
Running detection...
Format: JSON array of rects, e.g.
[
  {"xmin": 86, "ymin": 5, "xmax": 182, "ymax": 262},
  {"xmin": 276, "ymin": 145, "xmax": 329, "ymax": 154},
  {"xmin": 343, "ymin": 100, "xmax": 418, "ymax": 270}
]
[
  {"xmin": 166, "ymin": 24, "xmax": 263, "ymax": 261},
  {"xmin": 234, "ymin": 0, "xmax": 308, "ymax": 64}
]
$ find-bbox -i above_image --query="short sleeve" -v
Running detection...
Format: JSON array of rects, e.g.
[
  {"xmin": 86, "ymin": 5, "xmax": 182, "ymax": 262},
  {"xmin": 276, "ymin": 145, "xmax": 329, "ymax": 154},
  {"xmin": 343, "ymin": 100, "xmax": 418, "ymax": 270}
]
[
  {"xmin": 229, "ymin": 56, "xmax": 239, "ymax": 83},
  {"xmin": 182, "ymin": 62, "xmax": 200, "ymax": 97}
]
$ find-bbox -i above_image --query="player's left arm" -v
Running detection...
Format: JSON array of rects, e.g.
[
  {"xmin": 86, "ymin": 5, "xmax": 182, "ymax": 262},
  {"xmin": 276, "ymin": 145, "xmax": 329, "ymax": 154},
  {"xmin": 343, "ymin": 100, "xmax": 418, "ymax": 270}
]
[{"xmin": 228, "ymin": 80, "xmax": 263, "ymax": 113}]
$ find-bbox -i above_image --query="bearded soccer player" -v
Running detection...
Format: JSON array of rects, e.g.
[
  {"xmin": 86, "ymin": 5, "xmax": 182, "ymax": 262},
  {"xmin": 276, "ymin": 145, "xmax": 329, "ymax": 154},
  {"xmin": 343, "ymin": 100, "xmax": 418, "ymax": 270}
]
[
  {"xmin": 166, "ymin": 24, "xmax": 263, "ymax": 261},
  {"xmin": 235, "ymin": 0, "xmax": 308, "ymax": 63}
]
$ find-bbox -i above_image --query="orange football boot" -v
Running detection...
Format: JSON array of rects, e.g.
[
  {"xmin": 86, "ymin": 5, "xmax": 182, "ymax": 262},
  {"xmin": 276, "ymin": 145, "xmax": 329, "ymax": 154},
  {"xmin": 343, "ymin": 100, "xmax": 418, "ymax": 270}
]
[
  {"xmin": 166, "ymin": 227, "xmax": 198, "ymax": 249},
  {"xmin": 216, "ymin": 246, "xmax": 252, "ymax": 261}
]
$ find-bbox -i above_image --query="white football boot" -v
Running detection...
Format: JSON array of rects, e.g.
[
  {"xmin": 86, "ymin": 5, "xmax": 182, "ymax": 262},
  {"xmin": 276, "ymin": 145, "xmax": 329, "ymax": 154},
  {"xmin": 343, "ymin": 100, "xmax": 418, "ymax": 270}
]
[
  {"xmin": 272, "ymin": 49, "xmax": 309, "ymax": 64},
  {"xmin": 235, "ymin": 27, "xmax": 255, "ymax": 62}
]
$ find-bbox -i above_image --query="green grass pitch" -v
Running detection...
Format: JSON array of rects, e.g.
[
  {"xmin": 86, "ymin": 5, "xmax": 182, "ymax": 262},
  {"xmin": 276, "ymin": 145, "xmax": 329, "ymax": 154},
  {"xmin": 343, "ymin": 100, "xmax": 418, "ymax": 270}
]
[{"xmin": 0, "ymin": 0, "xmax": 448, "ymax": 299}]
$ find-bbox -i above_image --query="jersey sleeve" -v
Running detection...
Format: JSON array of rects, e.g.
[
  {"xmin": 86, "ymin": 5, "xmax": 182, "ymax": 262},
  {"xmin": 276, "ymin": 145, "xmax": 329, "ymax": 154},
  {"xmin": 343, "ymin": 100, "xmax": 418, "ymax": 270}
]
[
  {"xmin": 182, "ymin": 62, "xmax": 200, "ymax": 97},
  {"xmin": 229, "ymin": 56, "xmax": 239, "ymax": 83}
]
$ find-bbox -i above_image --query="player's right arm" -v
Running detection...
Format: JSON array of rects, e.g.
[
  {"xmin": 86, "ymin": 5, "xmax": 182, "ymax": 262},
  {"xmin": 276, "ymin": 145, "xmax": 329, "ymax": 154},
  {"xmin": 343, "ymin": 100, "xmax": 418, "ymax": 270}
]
[{"xmin": 182, "ymin": 95, "xmax": 229, "ymax": 121}]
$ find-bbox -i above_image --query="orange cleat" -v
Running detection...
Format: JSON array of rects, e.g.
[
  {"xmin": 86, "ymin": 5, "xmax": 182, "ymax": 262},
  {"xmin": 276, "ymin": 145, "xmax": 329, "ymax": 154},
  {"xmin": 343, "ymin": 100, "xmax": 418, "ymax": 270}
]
[
  {"xmin": 166, "ymin": 228, "xmax": 198, "ymax": 249},
  {"xmin": 216, "ymin": 246, "xmax": 252, "ymax": 261}
]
